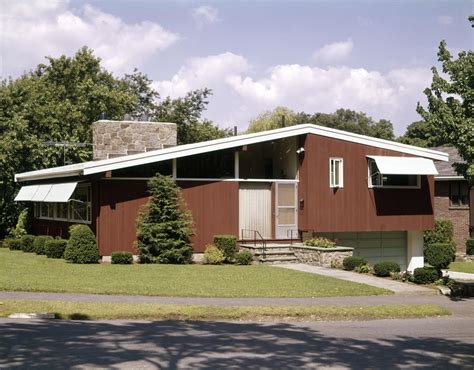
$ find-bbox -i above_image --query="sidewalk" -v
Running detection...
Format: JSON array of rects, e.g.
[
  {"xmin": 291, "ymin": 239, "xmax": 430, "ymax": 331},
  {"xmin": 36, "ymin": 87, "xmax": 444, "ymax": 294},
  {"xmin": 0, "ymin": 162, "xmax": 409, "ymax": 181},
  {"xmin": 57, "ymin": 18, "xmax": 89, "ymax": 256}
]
[
  {"xmin": 443, "ymin": 270, "xmax": 474, "ymax": 281},
  {"xmin": 276, "ymin": 264, "xmax": 436, "ymax": 295}
]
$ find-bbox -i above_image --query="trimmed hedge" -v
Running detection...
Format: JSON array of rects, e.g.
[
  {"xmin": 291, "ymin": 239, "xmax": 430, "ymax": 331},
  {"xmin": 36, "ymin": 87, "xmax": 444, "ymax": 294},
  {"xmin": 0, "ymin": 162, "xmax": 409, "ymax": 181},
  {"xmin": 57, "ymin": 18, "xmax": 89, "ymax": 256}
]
[
  {"xmin": 45, "ymin": 239, "xmax": 68, "ymax": 259},
  {"xmin": 111, "ymin": 251, "xmax": 133, "ymax": 264},
  {"xmin": 373, "ymin": 261, "xmax": 400, "ymax": 277},
  {"xmin": 342, "ymin": 256, "xmax": 367, "ymax": 271},
  {"xmin": 64, "ymin": 225, "xmax": 100, "ymax": 264},
  {"xmin": 466, "ymin": 239, "xmax": 474, "ymax": 255},
  {"xmin": 235, "ymin": 251, "xmax": 254, "ymax": 265},
  {"xmin": 424, "ymin": 218, "xmax": 454, "ymax": 248},
  {"xmin": 213, "ymin": 235, "xmax": 237, "ymax": 260},
  {"xmin": 414, "ymin": 266, "xmax": 439, "ymax": 284},
  {"xmin": 203, "ymin": 244, "xmax": 225, "ymax": 265},
  {"xmin": 425, "ymin": 243, "xmax": 455, "ymax": 271},
  {"xmin": 34, "ymin": 235, "xmax": 54, "ymax": 255},
  {"xmin": 7, "ymin": 238, "xmax": 22, "ymax": 251},
  {"xmin": 20, "ymin": 234, "xmax": 36, "ymax": 253},
  {"xmin": 304, "ymin": 237, "xmax": 336, "ymax": 248}
]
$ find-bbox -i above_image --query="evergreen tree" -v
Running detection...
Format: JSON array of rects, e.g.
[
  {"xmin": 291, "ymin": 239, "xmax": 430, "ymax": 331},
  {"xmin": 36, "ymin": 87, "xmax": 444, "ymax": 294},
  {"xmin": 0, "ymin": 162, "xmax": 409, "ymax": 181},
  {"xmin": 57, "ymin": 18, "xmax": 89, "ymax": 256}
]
[{"xmin": 136, "ymin": 174, "xmax": 194, "ymax": 264}]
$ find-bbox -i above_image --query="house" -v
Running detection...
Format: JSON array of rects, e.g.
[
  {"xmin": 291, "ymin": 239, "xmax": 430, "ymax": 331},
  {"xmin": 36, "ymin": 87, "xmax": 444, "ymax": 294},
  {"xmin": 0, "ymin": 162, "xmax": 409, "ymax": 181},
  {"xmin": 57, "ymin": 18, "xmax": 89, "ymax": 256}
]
[
  {"xmin": 14, "ymin": 120, "xmax": 448, "ymax": 271},
  {"xmin": 432, "ymin": 146, "xmax": 473, "ymax": 255}
]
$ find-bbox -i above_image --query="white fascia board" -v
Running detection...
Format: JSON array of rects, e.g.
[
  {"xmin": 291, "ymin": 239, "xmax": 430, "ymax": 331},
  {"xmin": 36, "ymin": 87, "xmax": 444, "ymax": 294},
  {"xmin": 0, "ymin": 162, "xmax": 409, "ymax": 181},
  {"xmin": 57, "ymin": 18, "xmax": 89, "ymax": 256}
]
[
  {"xmin": 434, "ymin": 175, "xmax": 465, "ymax": 181},
  {"xmin": 15, "ymin": 163, "xmax": 84, "ymax": 183}
]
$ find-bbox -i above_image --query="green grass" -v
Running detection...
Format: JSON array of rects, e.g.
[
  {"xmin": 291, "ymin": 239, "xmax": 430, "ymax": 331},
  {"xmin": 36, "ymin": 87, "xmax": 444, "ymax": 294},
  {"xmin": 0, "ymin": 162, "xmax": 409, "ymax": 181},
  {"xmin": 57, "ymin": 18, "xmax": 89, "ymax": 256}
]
[
  {"xmin": 0, "ymin": 249, "xmax": 390, "ymax": 297},
  {"xmin": 0, "ymin": 299, "xmax": 449, "ymax": 321},
  {"xmin": 448, "ymin": 262, "xmax": 474, "ymax": 274}
]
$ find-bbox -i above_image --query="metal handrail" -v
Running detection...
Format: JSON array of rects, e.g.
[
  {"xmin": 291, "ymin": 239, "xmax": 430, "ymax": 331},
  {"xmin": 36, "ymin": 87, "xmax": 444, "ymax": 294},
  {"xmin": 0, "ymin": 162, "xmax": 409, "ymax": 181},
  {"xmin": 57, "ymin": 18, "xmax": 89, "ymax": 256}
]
[
  {"xmin": 286, "ymin": 229, "xmax": 299, "ymax": 245},
  {"xmin": 241, "ymin": 229, "xmax": 267, "ymax": 259}
]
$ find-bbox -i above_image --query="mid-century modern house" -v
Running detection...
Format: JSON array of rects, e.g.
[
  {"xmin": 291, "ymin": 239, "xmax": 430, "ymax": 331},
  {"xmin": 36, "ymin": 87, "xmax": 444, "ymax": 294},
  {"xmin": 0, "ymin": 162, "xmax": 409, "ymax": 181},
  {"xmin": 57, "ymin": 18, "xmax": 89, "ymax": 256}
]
[
  {"xmin": 14, "ymin": 120, "xmax": 449, "ymax": 271},
  {"xmin": 432, "ymin": 146, "xmax": 473, "ymax": 255}
]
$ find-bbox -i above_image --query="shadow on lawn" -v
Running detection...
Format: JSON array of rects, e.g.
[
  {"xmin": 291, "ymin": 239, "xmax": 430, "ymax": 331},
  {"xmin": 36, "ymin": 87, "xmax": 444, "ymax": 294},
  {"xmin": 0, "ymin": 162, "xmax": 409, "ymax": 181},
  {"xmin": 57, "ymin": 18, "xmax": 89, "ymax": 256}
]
[{"xmin": 0, "ymin": 319, "xmax": 473, "ymax": 369}]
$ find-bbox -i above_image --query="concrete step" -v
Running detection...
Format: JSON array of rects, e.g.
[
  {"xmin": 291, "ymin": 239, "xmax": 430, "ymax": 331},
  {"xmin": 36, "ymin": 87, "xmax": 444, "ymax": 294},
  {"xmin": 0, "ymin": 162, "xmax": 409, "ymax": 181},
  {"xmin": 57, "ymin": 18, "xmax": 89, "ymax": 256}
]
[{"xmin": 259, "ymin": 256, "xmax": 299, "ymax": 264}]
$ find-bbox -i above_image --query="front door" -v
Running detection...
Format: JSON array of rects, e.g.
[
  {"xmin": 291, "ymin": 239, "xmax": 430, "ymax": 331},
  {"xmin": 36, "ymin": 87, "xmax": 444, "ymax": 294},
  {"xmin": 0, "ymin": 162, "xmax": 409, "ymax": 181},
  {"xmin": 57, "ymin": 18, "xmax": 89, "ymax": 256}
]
[{"xmin": 275, "ymin": 182, "xmax": 298, "ymax": 239}]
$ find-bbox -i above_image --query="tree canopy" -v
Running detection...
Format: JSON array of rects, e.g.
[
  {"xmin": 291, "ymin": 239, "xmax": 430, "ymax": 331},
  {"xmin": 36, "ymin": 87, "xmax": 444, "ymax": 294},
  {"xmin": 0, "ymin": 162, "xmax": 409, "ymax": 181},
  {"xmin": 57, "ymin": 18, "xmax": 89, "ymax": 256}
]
[{"xmin": 246, "ymin": 107, "xmax": 395, "ymax": 140}]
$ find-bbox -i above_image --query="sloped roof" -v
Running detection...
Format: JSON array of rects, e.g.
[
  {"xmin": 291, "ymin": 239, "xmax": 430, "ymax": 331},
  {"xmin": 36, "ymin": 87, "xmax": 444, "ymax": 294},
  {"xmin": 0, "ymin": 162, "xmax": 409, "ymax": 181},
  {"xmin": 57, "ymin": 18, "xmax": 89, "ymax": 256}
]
[
  {"xmin": 15, "ymin": 123, "xmax": 449, "ymax": 182},
  {"xmin": 431, "ymin": 146, "xmax": 465, "ymax": 178}
]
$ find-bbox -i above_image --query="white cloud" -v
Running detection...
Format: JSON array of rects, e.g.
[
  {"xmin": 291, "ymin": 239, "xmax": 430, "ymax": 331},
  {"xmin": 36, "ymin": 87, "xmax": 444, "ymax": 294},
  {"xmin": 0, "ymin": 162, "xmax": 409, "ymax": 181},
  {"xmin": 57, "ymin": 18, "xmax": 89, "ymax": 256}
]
[
  {"xmin": 1, "ymin": 1, "xmax": 179, "ymax": 77},
  {"xmin": 155, "ymin": 53, "xmax": 432, "ymax": 134},
  {"xmin": 192, "ymin": 5, "xmax": 220, "ymax": 29},
  {"xmin": 312, "ymin": 39, "xmax": 354, "ymax": 63},
  {"xmin": 438, "ymin": 16, "xmax": 454, "ymax": 25}
]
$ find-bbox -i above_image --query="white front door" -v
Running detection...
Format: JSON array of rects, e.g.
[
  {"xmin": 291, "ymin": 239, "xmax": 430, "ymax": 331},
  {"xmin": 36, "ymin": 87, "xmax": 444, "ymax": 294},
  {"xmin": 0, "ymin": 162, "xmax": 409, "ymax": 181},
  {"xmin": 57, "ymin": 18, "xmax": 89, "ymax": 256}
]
[{"xmin": 275, "ymin": 182, "xmax": 298, "ymax": 239}]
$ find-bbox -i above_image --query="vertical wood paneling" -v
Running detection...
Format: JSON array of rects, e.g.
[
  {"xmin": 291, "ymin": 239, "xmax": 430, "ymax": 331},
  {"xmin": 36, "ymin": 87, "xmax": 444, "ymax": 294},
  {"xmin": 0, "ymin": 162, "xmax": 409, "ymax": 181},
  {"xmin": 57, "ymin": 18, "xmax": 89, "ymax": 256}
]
[{"xmin": 239, "ymin": 183, "xmax": 272, "ymax": 238}]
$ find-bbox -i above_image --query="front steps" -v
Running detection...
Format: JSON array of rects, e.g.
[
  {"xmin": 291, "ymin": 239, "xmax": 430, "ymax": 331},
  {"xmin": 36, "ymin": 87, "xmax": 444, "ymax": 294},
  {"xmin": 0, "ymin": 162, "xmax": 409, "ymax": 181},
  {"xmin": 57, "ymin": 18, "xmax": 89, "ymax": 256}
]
[{"xmin": 239, "ymin": 243, "xmax": 299, "ymax": 264}]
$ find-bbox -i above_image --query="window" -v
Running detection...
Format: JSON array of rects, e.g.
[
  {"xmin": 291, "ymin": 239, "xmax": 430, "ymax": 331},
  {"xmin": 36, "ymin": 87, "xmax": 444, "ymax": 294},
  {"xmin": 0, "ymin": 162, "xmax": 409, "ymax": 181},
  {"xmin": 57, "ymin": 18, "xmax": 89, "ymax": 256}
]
[
  {"xmin": 450, "ymin": 181, "xmax": 469, "ymax": 207},
  {"xmin": 368, "ymin": 159, "xmax": 420, "ymax": 188},
  {"xmin": 34, "ymin": 184, "xmax": 92, "ymax": 224},
  {"xmin": 329, "ymin": 158, "xmax": 344, "ymax": 188}
]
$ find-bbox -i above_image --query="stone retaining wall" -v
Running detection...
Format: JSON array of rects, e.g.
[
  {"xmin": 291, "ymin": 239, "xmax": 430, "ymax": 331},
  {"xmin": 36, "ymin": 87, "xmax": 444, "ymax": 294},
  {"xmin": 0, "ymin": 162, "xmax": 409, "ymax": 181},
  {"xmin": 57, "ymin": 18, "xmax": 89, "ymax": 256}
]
[{"xmin": 292, "ymin": 245, "xmax": 354, "ymax": 267}]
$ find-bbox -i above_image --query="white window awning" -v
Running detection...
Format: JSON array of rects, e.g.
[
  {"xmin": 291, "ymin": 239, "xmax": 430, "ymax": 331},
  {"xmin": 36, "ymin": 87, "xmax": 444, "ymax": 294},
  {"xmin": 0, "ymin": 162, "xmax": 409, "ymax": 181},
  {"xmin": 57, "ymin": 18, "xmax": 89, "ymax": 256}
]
[
  {"xmin": 14, "ymin": 182, "xmax": 78, "ymax": 202},
  {"xmin": 367, "ymin": 156, "xmax": 438, "ymax": 175}
]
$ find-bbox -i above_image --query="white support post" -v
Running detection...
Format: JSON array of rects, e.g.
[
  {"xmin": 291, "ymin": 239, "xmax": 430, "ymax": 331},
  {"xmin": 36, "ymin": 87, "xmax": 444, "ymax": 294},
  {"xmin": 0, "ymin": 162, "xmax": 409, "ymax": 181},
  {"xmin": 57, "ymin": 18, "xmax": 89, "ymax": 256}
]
[
  {"xmin": 234, "ymin": 150, "xmax": 239, "ymax": 179},
  {"xmin": 172, "ymin": 158, "xmax": 177, "ymax": 180},
  {"xmin": 407, "ymin": 230, "xmax": 424, "ymax": 272}
]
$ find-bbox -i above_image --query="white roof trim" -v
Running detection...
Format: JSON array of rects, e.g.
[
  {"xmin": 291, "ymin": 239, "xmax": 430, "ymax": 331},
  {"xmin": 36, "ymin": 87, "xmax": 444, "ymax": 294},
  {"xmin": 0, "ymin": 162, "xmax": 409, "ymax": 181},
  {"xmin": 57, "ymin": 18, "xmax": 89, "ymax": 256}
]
[
  {"xmin": 367, "ymin": 156, "xmax": 439, "ymax": 175},
  {"xmin": 435, "ymin": 175, "xmax": 465, "ymax": 181},
  {"xmin": 15, "ymin": 182, "xmax": 78, "ymax": 202},
  {"xmin": 15, "ymin": 124, "xmax": 449, "ymax": 182}
]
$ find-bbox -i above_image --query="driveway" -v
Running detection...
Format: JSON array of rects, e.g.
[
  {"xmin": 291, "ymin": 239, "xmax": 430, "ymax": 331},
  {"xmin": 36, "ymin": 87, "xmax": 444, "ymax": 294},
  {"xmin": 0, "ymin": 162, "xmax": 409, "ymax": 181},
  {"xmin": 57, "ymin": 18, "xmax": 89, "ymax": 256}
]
[{"xmin": 1, "ymin": 316, "xmax": 473, "ymax": 369}]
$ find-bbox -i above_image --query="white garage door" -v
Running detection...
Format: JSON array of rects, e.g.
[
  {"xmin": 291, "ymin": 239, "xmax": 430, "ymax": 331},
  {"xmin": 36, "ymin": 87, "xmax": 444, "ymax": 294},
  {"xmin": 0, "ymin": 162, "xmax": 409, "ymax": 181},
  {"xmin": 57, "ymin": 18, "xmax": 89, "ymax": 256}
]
[{"xmin": 318, "ymin": 231, "xmax": 407, "ymax": 270}]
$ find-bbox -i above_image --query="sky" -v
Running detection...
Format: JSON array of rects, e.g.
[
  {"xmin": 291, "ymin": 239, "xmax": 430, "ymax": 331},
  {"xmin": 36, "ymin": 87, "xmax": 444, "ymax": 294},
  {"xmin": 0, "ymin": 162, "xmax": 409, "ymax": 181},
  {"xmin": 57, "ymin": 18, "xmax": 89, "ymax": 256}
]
[{"xmin": 0, "ymin": 0, "xmax": 472, "ymax": 135}]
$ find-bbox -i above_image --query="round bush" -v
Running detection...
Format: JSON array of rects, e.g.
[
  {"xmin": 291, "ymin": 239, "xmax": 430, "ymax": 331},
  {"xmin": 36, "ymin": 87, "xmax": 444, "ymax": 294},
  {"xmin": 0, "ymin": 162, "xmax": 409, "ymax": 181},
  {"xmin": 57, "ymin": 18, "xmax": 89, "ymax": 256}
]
[
  {"xmin": 373, "ymin": 261, "xmax": 400, "ymax": 277},
  {"xmin": 235, "ymin": 251, "xmax": 254, "ymax": 265},
  {"xmin": 20, "ymin": 234, "xmax": 36, "ymax": 253},
  {"xmin": 466, "ymin": 239, "xmax": 474, "ymax": 255},
  {"xmin": 203, "ymin": 244, "xmax": 225, "ymax": 265},
  {"xmin": 213, "ymin": 235, "xmax": 237, "ymax": 261},
  {"xmin": 413, "ymin": 266, "xmax": 439, "ymax": 284},
  {"xmin": 7, "ymin": 238, "xmax": 22, "ymax": 251},
  {"xmin": 33, "ymin": 235, "xmax": 54, "ymax": 255},
  {"xmin": 45, "ymin": 239, "xmax": 68, "ymax": 259},
  {"xmin": 111, "ymin": 251, "xmax": 133, "ymax": 264},
  {"xmin": 425, "ymin": 243, "xmax": 455, "ymax": 271},
  {"xmin": 64, "ymin": 225, "xmax": 100, "ymax": 264},
  {"xmin": 342, "ymin": 256, "xmax": 367, "ymax": 271}
]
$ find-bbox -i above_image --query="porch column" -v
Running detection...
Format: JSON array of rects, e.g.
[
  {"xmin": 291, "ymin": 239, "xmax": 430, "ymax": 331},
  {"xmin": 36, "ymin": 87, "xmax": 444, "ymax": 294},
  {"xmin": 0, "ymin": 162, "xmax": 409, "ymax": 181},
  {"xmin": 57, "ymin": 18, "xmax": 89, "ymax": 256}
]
[
  {"xmin": 172, "ymin": 158, "xmax": 177, "ymax": 179},
  {"xmin": 234, "ymin": 150, "xmax": 239, "ymax": 179},
  {"xmin": 407, "ymin": 230, "xmax": 424, "ymax": 272}
]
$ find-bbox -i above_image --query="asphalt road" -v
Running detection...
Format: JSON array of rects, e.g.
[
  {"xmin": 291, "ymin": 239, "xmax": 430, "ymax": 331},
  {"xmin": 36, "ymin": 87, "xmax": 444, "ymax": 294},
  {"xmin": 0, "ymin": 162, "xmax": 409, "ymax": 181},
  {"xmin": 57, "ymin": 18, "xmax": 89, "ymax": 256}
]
[{"xmin": 1, "ymin": 316, "xmax": 473, "ymax": 369}]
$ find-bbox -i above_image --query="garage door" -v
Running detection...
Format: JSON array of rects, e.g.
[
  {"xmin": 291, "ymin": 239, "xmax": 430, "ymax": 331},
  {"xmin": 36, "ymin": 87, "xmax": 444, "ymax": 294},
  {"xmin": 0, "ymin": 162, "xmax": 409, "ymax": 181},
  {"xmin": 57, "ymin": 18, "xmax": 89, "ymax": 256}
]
[{"xmin": 318, "ymin": 231, "xmax": 407, "ymax": 270}]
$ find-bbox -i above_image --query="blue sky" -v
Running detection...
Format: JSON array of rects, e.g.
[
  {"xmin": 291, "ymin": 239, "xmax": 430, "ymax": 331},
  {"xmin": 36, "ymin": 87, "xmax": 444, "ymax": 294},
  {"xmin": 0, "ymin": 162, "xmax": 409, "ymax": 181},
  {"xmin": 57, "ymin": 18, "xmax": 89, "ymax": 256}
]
[{"xmin": 1, "ymin": 0, "xmax": 472, "ymax": 134}]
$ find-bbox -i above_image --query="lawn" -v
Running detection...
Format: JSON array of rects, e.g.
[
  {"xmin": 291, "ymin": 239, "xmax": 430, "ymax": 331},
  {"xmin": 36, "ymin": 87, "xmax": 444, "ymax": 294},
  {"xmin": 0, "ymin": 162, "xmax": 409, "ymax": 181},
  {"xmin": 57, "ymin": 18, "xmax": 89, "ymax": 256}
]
[
  {"xmin": 0, "ymin": 249, "xmax": 390, "ymax": 297},
  {"xmin": 0, "ymin": 300, "xmax": 449, "ymax": 321},
  {"xmin": 448, "ymin": 262, "xmax": 474, "ymax": 274}
]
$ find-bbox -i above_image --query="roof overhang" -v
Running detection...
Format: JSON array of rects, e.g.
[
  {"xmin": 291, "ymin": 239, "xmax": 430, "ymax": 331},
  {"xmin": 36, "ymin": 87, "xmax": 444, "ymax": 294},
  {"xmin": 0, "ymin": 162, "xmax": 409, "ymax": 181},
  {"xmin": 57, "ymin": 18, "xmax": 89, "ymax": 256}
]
[
  {"xmin": 15, "ymin": 124, "xmax": 450, "ymax": 182},
  {"xmin": 14, "ymin": 182, "xmax": 78, "ymax": 202},
  {"xmin": 367, "ymin": 156, "xmax": 438, "ymax": 175}
]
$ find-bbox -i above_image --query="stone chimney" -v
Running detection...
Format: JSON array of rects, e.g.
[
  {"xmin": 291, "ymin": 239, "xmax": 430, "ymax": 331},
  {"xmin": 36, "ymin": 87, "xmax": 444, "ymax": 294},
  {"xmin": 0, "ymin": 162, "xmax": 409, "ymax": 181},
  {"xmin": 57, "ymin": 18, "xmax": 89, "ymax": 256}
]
[{"xmin": 92, "ymin": 120, "xmax": 177, "ymax": 160}]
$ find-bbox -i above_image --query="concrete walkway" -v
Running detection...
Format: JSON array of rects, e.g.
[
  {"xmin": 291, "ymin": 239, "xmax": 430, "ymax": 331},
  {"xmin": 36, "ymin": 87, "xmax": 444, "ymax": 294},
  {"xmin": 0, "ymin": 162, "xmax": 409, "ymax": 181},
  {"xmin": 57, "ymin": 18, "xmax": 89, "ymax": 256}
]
[
  {"xmin": 276, "ymin": 264, "xmax": 436, "ymax": 294},
  {"xmin": 443, "ymin": 270, "xmax": 474, "ymax": 281}
]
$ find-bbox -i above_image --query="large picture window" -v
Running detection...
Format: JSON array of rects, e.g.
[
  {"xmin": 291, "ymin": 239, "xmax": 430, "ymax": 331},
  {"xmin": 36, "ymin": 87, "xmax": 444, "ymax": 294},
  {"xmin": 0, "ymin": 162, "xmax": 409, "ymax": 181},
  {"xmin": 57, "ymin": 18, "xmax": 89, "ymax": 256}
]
[
  {"xmin": 34, "ymin": 184, "xmax": 92, "ymax": 224},
  {"xmin": 368, "ymin": 159, "xmax": 420, "ymax": 188},
  {"xmin": 329, "ymin": 158, "xmax": 344, "ymax": 188}
]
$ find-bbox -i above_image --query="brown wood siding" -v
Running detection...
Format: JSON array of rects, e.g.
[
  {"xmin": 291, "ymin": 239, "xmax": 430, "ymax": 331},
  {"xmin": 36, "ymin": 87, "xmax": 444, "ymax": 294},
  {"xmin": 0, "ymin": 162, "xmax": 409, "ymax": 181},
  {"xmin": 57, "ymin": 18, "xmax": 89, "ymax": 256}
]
[
  {"xmin": 298, "ymin": 134, "xmax": 435, "ymax": 232},
  {"xmin": 179, "ymin": 181, "xmax": 239, "ymax": 252}
]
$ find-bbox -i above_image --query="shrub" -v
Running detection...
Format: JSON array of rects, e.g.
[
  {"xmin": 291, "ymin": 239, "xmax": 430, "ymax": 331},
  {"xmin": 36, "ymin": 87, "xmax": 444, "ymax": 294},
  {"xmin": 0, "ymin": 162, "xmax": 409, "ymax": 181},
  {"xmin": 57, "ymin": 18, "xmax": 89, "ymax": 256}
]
[
  {"xmin": 424, "ymin": 219, "xmax": 455, "ymax": 251},
  {"xmin": 0, "ymin": 240, "xmax": 7, "ymax": 248},
  {"xmin": 111, "ymin": 251, "xmax": 133, "ymax": 264},
  {"xmin": 391, "ymin": 271, "xmax": 413, "ymax": 282},
  {"xmin": 304, "ymin": 237, "xmax": 336, "ymax": 248},
  {"xmin": 234, "ymin": 251, "xmax": 254, "ymax": 265},
  {"xmin": 7, "ymin": 238, "xmax": 22, "ymax": 250},
  {"xmin": 342, "ymin": 256, "xmax": 367, "ymax": 271},
  {"xmin": 466, "ymin": 239, "xmax": 474, "ymax": 255},
  {"xmin": 137, "ymin": 174, "xmax": 194, "ymax": 264},
  {"xmin": 11, "ymin": 208, "xmax": 30, "ymax": 239},
  {"xmin": 413, "ymin": 266, "xmax": 439, "ymax": 284},
  {"xmin": 33, "ymin": 235, "xmax": 54, "ymax": 255},
  {"xmin": 64, "ymin": 225, "xmax": 100, "ymax": 264},
  {"xmin": 373, "ymin": 261, "xmax": 400, "ymax": 277},
  {"xmin": 425, "ymin": 243, "xmax": 455, "ymax": 272},
  {"xmin": 354, "ymin": 264, "xmax": 373, "ymax": 274},
  {"xmin": 203, "ymin": 244, "xmax": 225, "ymax": 265},
  {"xmin": 213, "ymin": 235, "xmax": 237, "ymax": 261},
  {"xmin": 44, "ymin": 239, "xmax": 68, "ymax": 259},
  {"xmin": 20, "ymin": 234, "xmax": 36, "ymax": 253}
]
